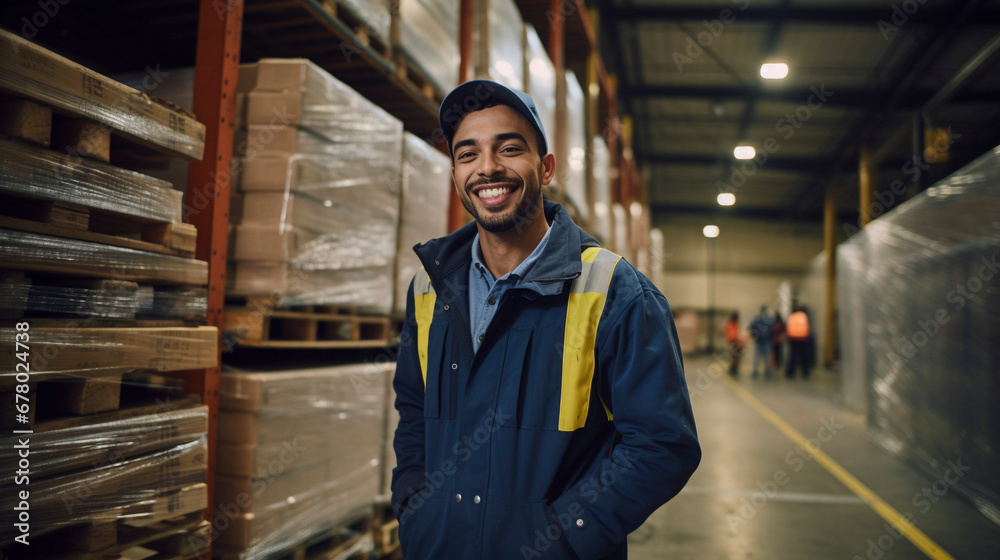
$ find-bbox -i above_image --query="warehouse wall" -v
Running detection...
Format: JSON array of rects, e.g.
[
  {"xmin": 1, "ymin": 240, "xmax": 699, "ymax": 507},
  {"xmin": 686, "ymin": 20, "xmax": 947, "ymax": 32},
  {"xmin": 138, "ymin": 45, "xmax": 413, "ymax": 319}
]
[{"xmin": 652, "ymin": 214, "xmax": 825, "ymax": 343}]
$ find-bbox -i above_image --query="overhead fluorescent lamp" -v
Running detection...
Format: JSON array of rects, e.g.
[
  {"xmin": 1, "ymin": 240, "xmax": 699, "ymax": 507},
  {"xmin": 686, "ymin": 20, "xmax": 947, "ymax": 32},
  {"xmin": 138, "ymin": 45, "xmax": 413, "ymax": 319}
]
[
  {"xmin": 734, "ymin": 145, "xmax": 756, "ymax": 160},
  {"xmin": 760, "ymin": 63, "xmax": 789, "ymax": 79},
  {"xmin": 703, "ymin": 225, "xmax": 720, "ymax": 238},
  {"xmin": 717, "ymin": 193, "xmax": 736, "ymax": 206}
]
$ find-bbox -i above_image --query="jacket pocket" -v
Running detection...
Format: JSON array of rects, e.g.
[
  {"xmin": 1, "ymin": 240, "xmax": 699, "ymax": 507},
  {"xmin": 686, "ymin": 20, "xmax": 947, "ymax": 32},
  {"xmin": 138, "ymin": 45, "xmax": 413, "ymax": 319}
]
[
  {"xmin": 483, "ymin": 497, "xmax": 576, "ymax": 559},
  {"xmin": 398, "ymin": 494, "xmax": 449, "ymax": 557}
]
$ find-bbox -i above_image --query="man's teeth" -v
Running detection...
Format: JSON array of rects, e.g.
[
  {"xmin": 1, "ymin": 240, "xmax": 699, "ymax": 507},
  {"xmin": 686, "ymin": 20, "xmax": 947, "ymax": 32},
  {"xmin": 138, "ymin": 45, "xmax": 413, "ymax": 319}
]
[{"xmin": 478, "ymin": 187, "xmax": 509, "ymax": 198}]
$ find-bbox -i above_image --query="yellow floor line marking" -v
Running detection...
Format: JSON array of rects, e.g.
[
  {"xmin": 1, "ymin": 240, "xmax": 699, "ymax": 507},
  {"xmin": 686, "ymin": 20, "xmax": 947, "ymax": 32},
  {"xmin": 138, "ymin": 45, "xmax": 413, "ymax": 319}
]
[{"xmin": 721, "ymin": 375, "xmax": 955, "ymax": 560}]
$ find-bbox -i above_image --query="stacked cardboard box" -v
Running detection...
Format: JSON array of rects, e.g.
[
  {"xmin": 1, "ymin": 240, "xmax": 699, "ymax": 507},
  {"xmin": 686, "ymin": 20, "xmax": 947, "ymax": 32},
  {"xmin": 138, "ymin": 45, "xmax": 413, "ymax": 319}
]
[
  {"xmin": 229, "ymin": 59, "xmax": 405, "ymax": 313},
  {"xmin": 474, "ymin": 0, "xmax": 525, "ymax": 90},
  {"xmin": 398, "ymin": 0, "xmax": 460, "ymax": 94},
  {"xmin": 214, "ymin": 363, "xmax": 393, "ymax": 559},
  {"xmin": 394, "ymin": 133, "xmax": 452, "ymax": 315}
]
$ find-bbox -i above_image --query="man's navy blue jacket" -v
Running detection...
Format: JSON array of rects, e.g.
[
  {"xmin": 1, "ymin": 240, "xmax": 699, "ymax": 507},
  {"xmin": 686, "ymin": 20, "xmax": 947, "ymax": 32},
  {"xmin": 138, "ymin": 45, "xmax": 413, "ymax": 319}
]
[{"xmin": 391, "ymin": 201, "xmax": 700, "ymax": 559}]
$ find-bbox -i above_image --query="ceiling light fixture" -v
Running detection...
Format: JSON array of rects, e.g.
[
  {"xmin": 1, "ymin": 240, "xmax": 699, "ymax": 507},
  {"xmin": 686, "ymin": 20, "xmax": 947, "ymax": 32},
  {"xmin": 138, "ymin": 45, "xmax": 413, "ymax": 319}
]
[
  {"xmin": 717, "ymin": 193, "xmax": 735, "ymax": 206},
  {"xmin": 703, "ymin": 225, "xmax": 720, "ymax": 238},
  {"xmin": 734, "ymin": 145, "xmax": 756, "ymax": 160},
  {"xmin": 760, "ymin": 63, "xmax": 789, "ymax": 80}
]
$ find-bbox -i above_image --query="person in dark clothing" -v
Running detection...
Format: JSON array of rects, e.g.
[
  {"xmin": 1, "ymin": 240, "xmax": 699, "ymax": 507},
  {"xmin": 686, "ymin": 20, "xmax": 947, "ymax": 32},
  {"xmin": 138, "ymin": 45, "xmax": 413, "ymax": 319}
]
[
  {"xmin": 391, "ymin": 80, "xmax": 701, "ymax": 560},
  {"xmin": 771, "ymin": 313, "xmax": 785, "ymax": 369}
]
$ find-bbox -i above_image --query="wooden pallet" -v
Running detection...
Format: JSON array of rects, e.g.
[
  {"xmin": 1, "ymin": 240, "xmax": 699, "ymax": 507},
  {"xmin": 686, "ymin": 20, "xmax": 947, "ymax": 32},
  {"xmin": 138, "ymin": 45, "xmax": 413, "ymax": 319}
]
[
  {"xmin": 392, "ymin": 52, "xmax": 442, "ymax": 103},
  {"xmin": 0, "ymin": 371, "xmax": 189, "ymax": 430},
  {"xmin": 319, "ymin": 0, "xmax": 394, "ymax": 62},
  {"xmin": 219, "ymin": 514, "xmax": 374, "ymax": 560},
  {"xmin": 0, "ymin": 506, "xmax": 209, "ymax": 560},
  {"xmin": 0, "ymin": 188, "xmax": 196, "ymax": 259},
  {"xmin": 224, "ymin": 297, "xmax": 392, "ymax": 349}
]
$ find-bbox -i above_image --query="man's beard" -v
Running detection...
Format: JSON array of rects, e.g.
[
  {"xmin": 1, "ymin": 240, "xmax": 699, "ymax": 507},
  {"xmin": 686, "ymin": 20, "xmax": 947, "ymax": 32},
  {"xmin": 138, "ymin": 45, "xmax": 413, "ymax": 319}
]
[{"xmin": 462, "ymin": 175, "xmax": 543, "ymax": 233}]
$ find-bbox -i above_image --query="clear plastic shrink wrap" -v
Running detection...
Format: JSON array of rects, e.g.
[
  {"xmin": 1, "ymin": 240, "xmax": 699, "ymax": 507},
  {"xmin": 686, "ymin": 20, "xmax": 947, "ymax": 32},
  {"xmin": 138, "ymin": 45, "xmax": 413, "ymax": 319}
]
[
  {"xmin": 475, "ymin": 0, "xmax": 525, "ymax": 89},
  {"xmin": 399, "ymin": 0, "xmax": 460, "ymax": 93},
  {"xmin": 338, "ymin": 0, "xmax": 392, "ymax": 44},
  {"xmin": 562, "ymin": 71, "xmax": 589, "ymax": 221},
  {"xmin": 0, "ymin": 284, "xmax": 206, "ymax": 322},
  {"xmin": 0, "ymin": 229, "xmax": 208, "ymax": 286},
  {"xmin": 524, "ymin": 25, "xmax": 555, "ymax": 152},
  {"xmin": 0, "ymin": 29, "xmax": 205, "ymax": 160},
  {"xmin": 590, "ymin": 136, "xmax": 612, "ymax": 245},
  {"xmin": 0, "ymin": 138, "xmax": 183, "ymax": 223},
  {"xmin": 214, "ymin": 363, "xmax": 393, "ymax": 559},
  {"xmin": 837, "ymin": 144, "xmax": 1000, "ymax": 525},
  {"xmin": 394, "ymin": 133, "xmax": 452, "ymax": 314},
  {"xmin": 0, "ymin": 326, "xmax": 218, "ymax": 382},
  {"xmin": 0, "ymin": 406, "xmax": 208, "ymax": 542},
  {"xmin": 231, "ymin": 59, "xmax": 404, "ymax": 312}
]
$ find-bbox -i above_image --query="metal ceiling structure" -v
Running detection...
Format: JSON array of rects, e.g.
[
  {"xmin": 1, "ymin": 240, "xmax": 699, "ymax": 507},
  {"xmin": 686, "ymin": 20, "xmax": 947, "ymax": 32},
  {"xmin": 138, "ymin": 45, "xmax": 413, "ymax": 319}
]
[{"xmin": 597, "ymin": 0, "xmax": 1000, "ymax": 224}]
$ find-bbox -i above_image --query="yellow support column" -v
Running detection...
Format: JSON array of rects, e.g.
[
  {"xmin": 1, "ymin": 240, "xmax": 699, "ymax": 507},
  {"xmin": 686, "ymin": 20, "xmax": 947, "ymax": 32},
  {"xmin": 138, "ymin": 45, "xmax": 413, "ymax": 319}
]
[
  {"xmin": 859, "ymin": 145, "xmax": 875, "ymax": 227},
  {"xmin": 824, "ymin": 180, "xmax": 837, "ymax": 366}
]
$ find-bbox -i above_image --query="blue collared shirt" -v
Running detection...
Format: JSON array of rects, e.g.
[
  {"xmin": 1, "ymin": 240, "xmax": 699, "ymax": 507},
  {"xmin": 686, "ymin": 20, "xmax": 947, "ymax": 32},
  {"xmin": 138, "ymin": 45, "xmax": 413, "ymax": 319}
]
[{"xmin": 468, "ymin": 227, "xmax": 553, "ymax": 353}]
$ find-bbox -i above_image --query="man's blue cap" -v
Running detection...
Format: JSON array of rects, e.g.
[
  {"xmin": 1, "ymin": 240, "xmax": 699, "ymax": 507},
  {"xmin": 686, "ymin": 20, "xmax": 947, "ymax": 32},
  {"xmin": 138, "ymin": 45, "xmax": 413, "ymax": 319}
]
[{"xmin": 439, "ymin": 79, "xmax": 548, "ymax": 155}]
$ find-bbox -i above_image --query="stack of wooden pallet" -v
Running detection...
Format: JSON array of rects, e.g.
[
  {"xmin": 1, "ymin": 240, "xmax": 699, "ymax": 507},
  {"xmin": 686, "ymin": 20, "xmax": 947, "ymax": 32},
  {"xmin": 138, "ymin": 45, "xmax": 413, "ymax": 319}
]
[{"xmin": 0, "ymin": 29, "xmax": 217, "ymax": 560}]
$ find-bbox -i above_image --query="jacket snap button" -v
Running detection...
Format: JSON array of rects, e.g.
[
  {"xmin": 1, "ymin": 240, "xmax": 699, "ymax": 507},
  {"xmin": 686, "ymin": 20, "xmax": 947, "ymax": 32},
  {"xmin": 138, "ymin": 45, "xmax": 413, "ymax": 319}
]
[
  {"xmin": 455, "ymin": 494, "xmax": 462, "ymax": 502},
  {"xmin": 473, "ymin": 495, "xmax": 481, "ymax": 504},
  {"xmin": 443, "ymin": 304, "xmax": 450, "ymax": 310},
  {"xmin": 451, "ymin": 363, "xmax": 458, "ymax": 370},
  {"xmin": 576, "ymin": 518, "xmax": 584, "ymax": 527}
]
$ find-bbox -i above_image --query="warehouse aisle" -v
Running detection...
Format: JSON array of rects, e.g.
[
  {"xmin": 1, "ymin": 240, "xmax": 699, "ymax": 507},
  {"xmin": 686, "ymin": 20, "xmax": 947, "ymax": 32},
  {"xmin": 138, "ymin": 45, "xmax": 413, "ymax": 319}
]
[{"xmin": 628, "ymin": 355, "xmax": 1000, "ymax": 560}]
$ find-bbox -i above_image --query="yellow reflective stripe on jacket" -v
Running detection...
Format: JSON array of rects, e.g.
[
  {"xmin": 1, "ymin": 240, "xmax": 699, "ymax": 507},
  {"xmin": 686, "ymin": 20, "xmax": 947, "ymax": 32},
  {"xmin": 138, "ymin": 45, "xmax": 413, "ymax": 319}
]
[
  {"xmin": 411, "ymin": 248, "xmax": 622, "ymax": 430},
  {"xmin": 559, "ymin": 247, "xmax": 621, "ymax": 432},
  {"xmin": 413, "ymin": 268, "xmax": 436, "ymax": 389}
]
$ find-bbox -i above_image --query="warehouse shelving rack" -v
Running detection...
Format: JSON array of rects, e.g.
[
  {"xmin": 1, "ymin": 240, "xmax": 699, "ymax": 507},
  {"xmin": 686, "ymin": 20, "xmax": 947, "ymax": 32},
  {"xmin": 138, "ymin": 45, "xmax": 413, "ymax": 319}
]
[{"xmin": 0, "ymin": 0, "xmax": 636, "ymax": 556}]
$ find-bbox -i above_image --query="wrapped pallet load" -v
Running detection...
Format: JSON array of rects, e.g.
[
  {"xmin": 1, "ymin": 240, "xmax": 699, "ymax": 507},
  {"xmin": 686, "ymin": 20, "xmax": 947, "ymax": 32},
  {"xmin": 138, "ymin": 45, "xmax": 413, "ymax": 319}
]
[
  {"xmin": 214, "ymin": 363, "xmax": 394, "ymax": 559},
  {"xmin": 474, "ymin": 0, "xmax": 525, "ymax": 90},
  {"xmin": 394, "ymin": 133, "xmax": 452, "ymax": 315},
  {"xmin": 398, "ymin": 0, "xmax": 460, "ymax": 94},
  {"xmin": 230, "ymin": 59, "xmax": 404, "ymax": 313}
]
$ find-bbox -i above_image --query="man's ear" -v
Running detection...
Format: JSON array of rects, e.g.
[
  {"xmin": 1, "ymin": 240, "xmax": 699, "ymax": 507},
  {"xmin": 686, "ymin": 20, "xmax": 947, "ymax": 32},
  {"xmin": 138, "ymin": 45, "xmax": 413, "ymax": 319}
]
[{"xmin": 541, "ymin": 152, "xmax": 556, "ymax": 185}]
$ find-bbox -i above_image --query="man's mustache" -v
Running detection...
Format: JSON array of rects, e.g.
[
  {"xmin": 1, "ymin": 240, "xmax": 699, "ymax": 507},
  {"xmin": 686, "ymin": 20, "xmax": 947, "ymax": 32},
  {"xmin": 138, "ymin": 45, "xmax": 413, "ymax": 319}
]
[{"xmin": 468, "ymin": 175, "xmax": 524, "ymax": 190}]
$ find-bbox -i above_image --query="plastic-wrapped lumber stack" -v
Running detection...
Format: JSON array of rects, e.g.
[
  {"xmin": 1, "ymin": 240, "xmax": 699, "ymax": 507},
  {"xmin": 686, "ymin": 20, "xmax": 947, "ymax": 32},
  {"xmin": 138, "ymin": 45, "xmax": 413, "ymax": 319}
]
[
  {"xmin": 394, "ymin": 133, "xmax": 452, "ymax": 315},
  {"xmin": 214, "ymin": 363, "xmax": 393, "ymax": 559},
  {"xmin": 229, "ymin": 59, "xmax": 404, "ymax": 313},
  {"xmin": 397, "ymin": 0, "xmax": 460, "ymax": 94},
  {"xmin": 0, "ymin": 29, "xmax": 216, "ymax": 559},
  {"xmin": 837, "ymin": 144, "xmax": 1000, "ymax": 526},
  {"xmin": 0, "ymin": 401, "xmax": 210, "ymax": 559},
  {"xmin": 558, "ymin": 71, "xmax": 589, "ymax": 222},
  {"xmin": 474, "ymin": 0, "xmax": 525, "ymax": 89}
]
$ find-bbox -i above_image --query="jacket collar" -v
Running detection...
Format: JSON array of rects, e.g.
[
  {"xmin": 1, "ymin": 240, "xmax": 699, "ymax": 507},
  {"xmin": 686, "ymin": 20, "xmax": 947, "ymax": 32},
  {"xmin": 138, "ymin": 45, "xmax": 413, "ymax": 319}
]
[{"xmin": 414, "ymin": 200, "xmax": 600, "ymax": 295}]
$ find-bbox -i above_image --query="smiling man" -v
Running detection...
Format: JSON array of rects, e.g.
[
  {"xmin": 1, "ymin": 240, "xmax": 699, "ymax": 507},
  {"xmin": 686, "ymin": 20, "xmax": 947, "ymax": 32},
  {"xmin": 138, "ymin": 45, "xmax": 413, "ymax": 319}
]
[{"xmin": 391, "ymin": 80, "xmax": 701, "ymax": 560}]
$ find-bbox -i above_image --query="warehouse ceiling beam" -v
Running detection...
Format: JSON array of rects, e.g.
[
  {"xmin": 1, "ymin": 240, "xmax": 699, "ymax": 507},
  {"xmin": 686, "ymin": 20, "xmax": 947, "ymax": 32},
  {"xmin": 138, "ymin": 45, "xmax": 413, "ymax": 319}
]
[{"xmin": 789, "ymin": 0, "xmax": 988, "ymax": 218}]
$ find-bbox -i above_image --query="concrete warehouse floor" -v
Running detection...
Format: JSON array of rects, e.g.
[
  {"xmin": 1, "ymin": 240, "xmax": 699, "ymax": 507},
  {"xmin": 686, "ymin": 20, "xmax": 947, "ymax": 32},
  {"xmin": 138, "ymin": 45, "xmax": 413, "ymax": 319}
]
[{"xmin": 628, "ymin": 355, "xmax": 1000, "ymax": 560}]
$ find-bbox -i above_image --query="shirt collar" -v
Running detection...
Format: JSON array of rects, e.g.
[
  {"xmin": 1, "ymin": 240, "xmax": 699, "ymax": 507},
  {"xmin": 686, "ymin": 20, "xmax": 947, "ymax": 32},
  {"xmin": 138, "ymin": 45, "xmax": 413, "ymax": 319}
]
[{"xmin": 470, "ymin": 225, "xmax": 554, "ymax": 285}]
